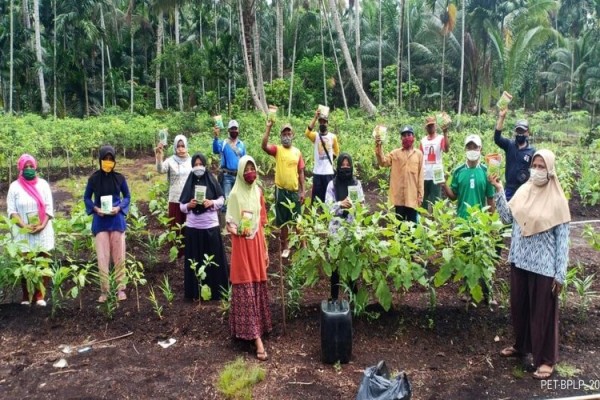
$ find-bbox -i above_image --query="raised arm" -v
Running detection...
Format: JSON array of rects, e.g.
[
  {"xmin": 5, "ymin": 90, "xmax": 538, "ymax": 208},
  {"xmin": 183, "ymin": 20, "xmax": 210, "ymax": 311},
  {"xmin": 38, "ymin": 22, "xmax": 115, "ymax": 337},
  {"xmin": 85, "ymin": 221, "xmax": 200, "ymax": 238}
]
[
  {"xmin": 262, "ymin": 120, "xmax": 273, "ymax": 153},
  {"xmin": 494, "ymin": 108, "xmax": 510, "ymax": 150}
]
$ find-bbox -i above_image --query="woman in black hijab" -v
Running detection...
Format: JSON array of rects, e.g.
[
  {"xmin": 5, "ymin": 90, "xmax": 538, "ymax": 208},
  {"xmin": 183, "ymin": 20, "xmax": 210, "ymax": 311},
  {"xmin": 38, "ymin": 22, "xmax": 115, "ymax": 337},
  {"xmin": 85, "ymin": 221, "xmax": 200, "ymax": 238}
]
[
  {"xmin": 325, "ymin": 153, "xmax": 364, "ymax": 300},
  {"xmin": 84, "ymin": 145, "xmax": 131, "ymax": 303},
  {"xmin": 179, "ymin": 153, "xmax": 229, "ymax": 301}
]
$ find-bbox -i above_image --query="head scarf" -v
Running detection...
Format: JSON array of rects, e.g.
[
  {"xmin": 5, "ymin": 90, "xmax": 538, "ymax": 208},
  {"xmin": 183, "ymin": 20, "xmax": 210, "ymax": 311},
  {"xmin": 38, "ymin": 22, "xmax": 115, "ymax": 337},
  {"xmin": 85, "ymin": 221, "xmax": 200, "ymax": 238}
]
[
  {"xmin": 509, "ymin": 149, "xmax": 571, "ymax": 237},
  {"xmin": 88, "ymin": 145, "xmax": 125, "ymax": 199},
  {"xmin": 226, "ymin": 155, "xmax": 261, "ymax": 231},
  {"xmin": 179, "ymin": 153, "xmax": 223, "ymax": 214},
  {"xmin": 17, "ymin": 154, "xmax": 46, "ymax": 223},
  {"xmin": 173, "ymin": 134, "xmax": 188, "ymax": 158},
  {"xmin": 333, "ymin": 153, "xmax": 357, "ymax": 201}
]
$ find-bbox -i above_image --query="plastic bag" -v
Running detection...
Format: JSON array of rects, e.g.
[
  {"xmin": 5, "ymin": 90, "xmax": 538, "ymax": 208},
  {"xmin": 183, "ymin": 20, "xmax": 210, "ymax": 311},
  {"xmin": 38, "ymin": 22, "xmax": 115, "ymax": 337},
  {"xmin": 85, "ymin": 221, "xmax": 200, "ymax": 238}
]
[{"xmin": 356, "ymin": 361, "xmax": 412, "ymax": 400}]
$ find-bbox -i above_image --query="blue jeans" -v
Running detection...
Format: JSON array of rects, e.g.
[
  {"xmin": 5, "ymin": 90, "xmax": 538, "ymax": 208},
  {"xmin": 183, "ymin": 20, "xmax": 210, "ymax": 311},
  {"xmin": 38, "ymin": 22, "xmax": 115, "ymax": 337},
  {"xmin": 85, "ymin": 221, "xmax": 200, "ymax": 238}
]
[{"xmin": 221, "ymin": 174, "xmax": 236, "ymax": 213}]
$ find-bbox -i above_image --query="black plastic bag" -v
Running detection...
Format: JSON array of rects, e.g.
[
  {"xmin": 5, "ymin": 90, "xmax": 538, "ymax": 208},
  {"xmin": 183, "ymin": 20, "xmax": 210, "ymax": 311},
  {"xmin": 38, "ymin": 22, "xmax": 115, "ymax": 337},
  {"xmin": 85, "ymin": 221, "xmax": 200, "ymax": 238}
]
[{"xmin": 356, "ymin": 360, "xmax": 412, "ymax": 400}]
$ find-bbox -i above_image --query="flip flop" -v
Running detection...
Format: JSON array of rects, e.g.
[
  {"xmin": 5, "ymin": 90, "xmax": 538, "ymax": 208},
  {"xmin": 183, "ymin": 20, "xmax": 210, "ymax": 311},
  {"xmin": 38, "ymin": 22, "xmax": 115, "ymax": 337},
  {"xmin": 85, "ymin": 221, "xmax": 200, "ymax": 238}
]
[
  {"xmin": 533, "ymin": 365, "xmax": 553, "ymax": 380},
  {"xmin": 256, "ymin": 350, "xmax": 268, "ymax": 361},
  {"xmin": 500, "ymin": 346, "xmax": 524, "ymax": 358}
]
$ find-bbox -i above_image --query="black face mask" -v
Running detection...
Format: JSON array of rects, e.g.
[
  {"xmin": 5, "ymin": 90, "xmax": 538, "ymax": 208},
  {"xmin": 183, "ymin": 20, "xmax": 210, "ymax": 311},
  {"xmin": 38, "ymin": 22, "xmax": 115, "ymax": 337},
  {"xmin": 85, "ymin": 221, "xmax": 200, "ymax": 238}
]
[
  {"xmin": 337, "ymin": 167, "xmax": 352, "ymax": 180},
  {"xmin": 319, "ymin": 124, "xmax": 328, "ymax": 134},
  {"xmin": 515, "ymin": 134, "xmax": 527, "ymax": 145},
  {"xmin": 229, "ymin": 130, "xmax": 239, "ymax": 139}
]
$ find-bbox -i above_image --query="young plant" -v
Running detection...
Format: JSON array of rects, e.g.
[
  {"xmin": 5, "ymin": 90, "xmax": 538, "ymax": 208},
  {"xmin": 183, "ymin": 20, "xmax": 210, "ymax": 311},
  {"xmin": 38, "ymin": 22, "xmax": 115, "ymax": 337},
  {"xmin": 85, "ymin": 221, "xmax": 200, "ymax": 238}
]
[
  {"xmin": 147, "ymin": 286, "xmax": 164, "ymax": 320},
  {"xmin": 50, "ymin": 263, "xmax": 73, "ymax": 317},
  {"xmin": 95, "ymin": 270, "xmax": 119, "ymax": 320},
  {"xmin": 189, "ymin": 254, "xmax": 216, "ymax": 303},
  {"xmin": 572, "ymin": 263, "xmax": 598, "ymax": 321},
  {"xmin": 160, "ymin": 275, "xmax": 175, "ymax": 304},
  {"xmin": 219, "ymin": 285, "xmax": 232, "ymax": 317},
  {"xmin": 125, "ymin": 257, "xmax": 147, "ymax": 312},
  {"xmin": 217, "ymin": 357, "xmax": 265, "ymax": 400}
]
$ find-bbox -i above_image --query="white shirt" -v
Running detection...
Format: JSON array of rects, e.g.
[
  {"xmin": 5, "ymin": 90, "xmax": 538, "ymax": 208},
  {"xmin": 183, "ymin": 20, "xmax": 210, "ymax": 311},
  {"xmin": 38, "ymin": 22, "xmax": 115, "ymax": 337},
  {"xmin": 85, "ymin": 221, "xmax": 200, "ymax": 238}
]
[
  {"xmin": 312, "ymin": 133, "xmax": 336, "ymax": 175},
  {"xmin": 7, "ymin": 179, "xmax": 55, "ymax": 252},
  {"xmin": 157, "ymin": 156, "xmax": 193, "ymax": 202}
]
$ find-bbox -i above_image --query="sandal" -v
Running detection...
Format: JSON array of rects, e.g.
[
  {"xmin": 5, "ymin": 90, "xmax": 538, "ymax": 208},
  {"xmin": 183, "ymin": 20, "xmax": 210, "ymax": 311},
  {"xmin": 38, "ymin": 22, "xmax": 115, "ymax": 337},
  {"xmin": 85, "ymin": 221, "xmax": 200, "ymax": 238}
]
[
  {"xmin": 117, "ymin": 290, "xmax": 127, "ymax": 301},
  {"xmin": 256, "ymin": 350, "xmax": 269, "ymax": 361},
  {"xmin": 500, "ymin": 346, "xmax": 524, "ymax": 358},
  {"xmin": 97, "ymin": 294, "xmax": 107, "ymax": 303},
  {"xmin": 533, "ymin": 365, "xmax": 553, "ymax": 380}
]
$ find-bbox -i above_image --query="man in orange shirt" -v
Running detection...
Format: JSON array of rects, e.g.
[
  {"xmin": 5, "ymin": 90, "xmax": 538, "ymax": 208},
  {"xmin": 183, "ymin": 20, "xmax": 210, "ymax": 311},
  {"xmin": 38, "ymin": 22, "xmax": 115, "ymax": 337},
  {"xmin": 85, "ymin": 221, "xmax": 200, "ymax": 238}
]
[{"xmin": 375, "ymin": 125, "xmax": 424, "ymax": 222}]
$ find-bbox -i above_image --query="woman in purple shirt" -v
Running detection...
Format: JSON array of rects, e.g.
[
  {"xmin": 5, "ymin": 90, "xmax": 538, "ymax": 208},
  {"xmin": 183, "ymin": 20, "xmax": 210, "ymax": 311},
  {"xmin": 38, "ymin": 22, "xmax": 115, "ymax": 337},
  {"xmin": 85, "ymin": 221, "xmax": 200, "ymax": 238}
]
[
  {"xmin": 84, "ymin": 145, "xmax": 131, "ymax": 303},
  {"xmin": 179, "ymin": 153, "xmax": 229, "ymax": 301}
]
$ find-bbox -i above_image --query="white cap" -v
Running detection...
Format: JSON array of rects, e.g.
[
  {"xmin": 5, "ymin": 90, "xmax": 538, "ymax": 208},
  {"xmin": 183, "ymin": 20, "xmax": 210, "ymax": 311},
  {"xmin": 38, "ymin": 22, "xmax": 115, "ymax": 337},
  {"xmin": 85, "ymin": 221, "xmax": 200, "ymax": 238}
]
[
  {"xmin": 464, "ymin": 134, "xmax": 482, "ymax": 147},
  {"xmin": 228, "ymin": 120, "xmax": 239, "ymax": 129}
]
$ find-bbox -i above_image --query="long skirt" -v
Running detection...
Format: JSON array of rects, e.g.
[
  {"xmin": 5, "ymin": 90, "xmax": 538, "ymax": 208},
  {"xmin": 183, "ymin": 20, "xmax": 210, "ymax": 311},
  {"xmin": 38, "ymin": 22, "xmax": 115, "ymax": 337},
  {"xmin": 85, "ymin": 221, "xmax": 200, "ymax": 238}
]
[
  {"xmin": 229, "ymin": 282, "xmax": 272, "ymax": 340},
  {"xmin": 183, "ymin": 226, "xmax": 229, "ymax": 300},
  {"xmin": 168, "ymin": 202, "xmax": 186, "ymax": 258}
]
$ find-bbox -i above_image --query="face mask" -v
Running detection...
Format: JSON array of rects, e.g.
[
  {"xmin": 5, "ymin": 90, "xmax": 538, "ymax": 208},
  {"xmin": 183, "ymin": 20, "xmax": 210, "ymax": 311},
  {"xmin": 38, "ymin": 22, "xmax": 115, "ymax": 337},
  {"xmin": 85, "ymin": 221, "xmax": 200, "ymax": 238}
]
[
  {"xmin": 319, "ymin": 124, "xmax": 328, "ymax": 134},
  {"xmin": 466, "ymin": 150, "xmax": 481, "ymax": 161},
  {"xmin": 401, "ymin": 136, "xmax": 415, "ymax": 149},
  {"xmin": 101, "ymin": 160, "xmax": 115, "ymax": 173},
  {"xmin": 229, "ymin": 130, "xmax": 239, "ymax": 140},
  {"xmin": 23, "ymin": 169, "xmax": 36, "ymax": 180},
  {"xmin": 338, "ymin": 167, "xmax": 352, "ymax": 180},
  {"xmin": 530, "ymin": 169, "xmax": 549, "ymax": 186},
  {"xmin": 193, "ymin": 166, "xmax": 206, "ymax": 177},
  {"xmin": 243, "ymin": 171, "xmax": 257, "ymax": 184},
  {"xmin": 281, "ymin": 136, "xmax": 292, "ymax": 147},
  {"xmin": 515, "ymin": 134, "xmax": 527, "ymax": 145}
]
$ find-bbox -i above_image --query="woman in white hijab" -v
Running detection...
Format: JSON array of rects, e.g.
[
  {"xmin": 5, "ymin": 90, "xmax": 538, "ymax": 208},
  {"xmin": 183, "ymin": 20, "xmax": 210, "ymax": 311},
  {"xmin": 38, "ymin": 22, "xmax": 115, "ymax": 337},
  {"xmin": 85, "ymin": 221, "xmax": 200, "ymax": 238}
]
[
  {"xmin": 155, "ymin": 134, "xmax": 192, "ymax": 257},
  {"xmin": 489, "ymin": 149, "xmax": 570, "ymax": 380}
]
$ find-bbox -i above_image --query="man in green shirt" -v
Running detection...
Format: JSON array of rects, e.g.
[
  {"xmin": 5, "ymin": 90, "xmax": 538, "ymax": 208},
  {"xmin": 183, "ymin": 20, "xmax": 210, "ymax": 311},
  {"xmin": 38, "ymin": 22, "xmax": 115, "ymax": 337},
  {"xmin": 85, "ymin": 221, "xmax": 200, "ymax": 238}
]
[{"xmin": 442, "ymin": 134, "xmax": 495, "ymax": 218}]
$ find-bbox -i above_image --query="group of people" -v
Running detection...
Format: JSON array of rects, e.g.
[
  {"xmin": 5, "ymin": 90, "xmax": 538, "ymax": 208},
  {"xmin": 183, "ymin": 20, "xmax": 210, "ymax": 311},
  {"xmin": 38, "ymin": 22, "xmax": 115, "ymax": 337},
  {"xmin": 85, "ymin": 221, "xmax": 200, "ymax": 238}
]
[{"xmin": 7, "ymin": 105, "xmax": 570, "ymax": 375}]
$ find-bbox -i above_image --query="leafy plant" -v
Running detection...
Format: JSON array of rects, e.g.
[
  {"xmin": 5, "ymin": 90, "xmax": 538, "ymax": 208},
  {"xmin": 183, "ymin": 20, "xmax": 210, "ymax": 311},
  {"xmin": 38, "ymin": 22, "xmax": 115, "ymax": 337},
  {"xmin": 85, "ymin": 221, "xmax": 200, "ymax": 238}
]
[
  {"xmin": 147, "ymin": 286, "xmax": 164, "ymax": 320},
  {"xmin": 189, "ymin": 254, "xmax": 216, "ymax": 303},
  {"xmin": 126, "ymin": 257, "xmax": 147, "ymax": 312},
  {"xmin": 160, "ymin": 275, "xmax": 175, "ymax": 304},
  {"xmin": 95, "ymin": 270, "xmax": 119, "ymax": 320},
  {"xmin": 571, "ymin": 263, "xmax": 598, "ymax": 321},
  {"xmin": 219, "ymin": 286, "xmax": 233, "ymax": 317},
  {"xmin": 217, "ymin": 357, "xmax": 266, "ymax": 400}
]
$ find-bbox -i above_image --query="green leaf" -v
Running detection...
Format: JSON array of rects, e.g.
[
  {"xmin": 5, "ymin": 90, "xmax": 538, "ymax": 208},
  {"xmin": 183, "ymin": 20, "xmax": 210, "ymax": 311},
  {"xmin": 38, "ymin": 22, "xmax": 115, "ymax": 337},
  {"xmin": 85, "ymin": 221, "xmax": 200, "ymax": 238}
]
[
  {"xmin": 201, "ymin": 285, "xmax": 212, "ymax": 301},
  {"xmin": 434, "ymin": 262, "xmax": 454, "ymax": 287},
  {"xmin": 375, "ymin": 280, "xmax": 392, "ymax": 311}
]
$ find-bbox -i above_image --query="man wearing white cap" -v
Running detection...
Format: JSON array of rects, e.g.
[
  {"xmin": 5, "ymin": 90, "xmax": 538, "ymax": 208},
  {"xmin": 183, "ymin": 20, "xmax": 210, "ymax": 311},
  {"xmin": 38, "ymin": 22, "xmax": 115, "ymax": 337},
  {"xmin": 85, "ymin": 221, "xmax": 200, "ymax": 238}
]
[
  {"xmin": 442, "ymin": 134, "xmax": 495, "ymax": 219},
  {"xmin": 494, "ymin": 108, "xmax": 536, "ymax": 200},
  {"xmin": 213, "ymin": 119, "xmax": 247, "ymax": 213}
]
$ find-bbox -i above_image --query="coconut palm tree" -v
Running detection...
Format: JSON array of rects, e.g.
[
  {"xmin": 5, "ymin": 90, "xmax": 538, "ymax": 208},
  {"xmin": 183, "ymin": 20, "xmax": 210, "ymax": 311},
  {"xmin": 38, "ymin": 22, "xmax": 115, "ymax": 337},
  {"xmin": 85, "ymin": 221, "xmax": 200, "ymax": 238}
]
[{"xmin": 32, "ymin": 0, "xmax": 50, "ymax": 114}]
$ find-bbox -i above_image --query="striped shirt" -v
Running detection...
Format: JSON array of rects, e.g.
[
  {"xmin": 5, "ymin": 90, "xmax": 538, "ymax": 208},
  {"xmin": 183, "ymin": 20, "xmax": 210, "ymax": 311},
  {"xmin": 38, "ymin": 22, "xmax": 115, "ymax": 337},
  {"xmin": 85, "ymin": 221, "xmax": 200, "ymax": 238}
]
[
  {"xmin": 7, "ymin": 179, "xmax": 55, "ymax": 252},
  {"xmin": 494, "ymin": 191, "xmax": 569, "ymax": 283}
]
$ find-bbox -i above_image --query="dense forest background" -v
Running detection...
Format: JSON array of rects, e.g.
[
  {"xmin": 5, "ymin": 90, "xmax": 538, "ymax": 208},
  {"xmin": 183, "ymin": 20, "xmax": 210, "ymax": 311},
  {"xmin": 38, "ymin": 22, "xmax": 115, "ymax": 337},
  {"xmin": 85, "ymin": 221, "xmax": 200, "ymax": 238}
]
[{"xmin": 0, "ymin": 0, "xmax": 599, "ymax": 119}]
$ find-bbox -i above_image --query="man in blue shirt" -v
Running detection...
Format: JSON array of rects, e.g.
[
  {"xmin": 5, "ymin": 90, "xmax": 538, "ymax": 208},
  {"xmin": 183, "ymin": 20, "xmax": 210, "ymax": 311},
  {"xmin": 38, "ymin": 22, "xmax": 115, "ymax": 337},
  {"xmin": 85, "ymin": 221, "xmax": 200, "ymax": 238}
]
[
  {"xmin": 494, "ymin": 108, "xmax": 536, "ymax": 201},
  {"xmin": 213, "ymin": 119, "xmax": 246, "ymax": 213}
]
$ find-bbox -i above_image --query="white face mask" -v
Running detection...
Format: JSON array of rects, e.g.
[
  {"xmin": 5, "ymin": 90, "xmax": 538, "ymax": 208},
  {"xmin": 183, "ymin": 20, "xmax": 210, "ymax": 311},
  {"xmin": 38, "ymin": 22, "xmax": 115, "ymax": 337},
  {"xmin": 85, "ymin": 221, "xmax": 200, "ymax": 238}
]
[
  {"xmin": 530, "ymin": 169, "xmax": 549, "ymax": 186},
  {"xmin": 193, "ymin": 166, "xmax": 206, "ymax": 177},
  {"xmin": 466, "ymin": 150, "xmax": 480, "ymax": 161}
]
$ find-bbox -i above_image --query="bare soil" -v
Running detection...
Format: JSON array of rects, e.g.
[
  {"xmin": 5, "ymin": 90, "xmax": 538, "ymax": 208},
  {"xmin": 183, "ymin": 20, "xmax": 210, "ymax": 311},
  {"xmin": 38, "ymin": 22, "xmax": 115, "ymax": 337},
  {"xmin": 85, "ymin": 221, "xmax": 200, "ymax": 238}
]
[{"xmin": 1, "ymin": 159, "xmax": 599, "ymax": 400}]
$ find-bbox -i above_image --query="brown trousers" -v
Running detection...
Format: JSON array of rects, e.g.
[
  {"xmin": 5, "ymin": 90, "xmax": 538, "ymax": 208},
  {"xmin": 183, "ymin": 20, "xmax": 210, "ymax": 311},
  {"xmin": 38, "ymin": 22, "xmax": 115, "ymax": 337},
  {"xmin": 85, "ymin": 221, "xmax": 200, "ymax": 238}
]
[{"xmin": 510, "ymin": 264, "xmax": 559, "ymax": 367}]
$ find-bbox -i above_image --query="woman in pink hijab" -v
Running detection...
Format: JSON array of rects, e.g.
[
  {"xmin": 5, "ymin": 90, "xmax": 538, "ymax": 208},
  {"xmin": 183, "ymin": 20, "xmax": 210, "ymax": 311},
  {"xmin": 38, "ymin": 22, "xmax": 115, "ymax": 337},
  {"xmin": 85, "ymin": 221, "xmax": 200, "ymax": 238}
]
[{"xmin": 7, "ymin": 154, "xmax": 55, "ymax": 306}]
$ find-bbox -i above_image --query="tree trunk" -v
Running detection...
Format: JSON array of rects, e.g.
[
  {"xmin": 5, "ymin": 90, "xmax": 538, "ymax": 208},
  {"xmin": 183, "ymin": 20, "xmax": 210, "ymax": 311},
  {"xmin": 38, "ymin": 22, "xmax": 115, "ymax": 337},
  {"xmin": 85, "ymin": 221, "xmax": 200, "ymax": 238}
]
[
  {"xmin": 407, "ymin": 0, "xmax": 412, "ymax": 111},
  {"xmin": 252, "ymin": 15, "xmax": 268, "ymax": 111},
  {"xmin": 175, "ymin": 5, "xmax": 184, "ymax": 111},
  {"xmin": 322, "ymin": 0, "xmax": 349, "ymax": 118},
  {"xmin": 396, "ymin": 0, "xmax": 404, "ymax": 108},
  {"xmin": 287, "ymin": 21, "xmax": 299, "ymax": 118},
  {"xmin": 355, "ymin": 0, "xmax": 362, "ymax": 86},
  {"xmin": 130, "ymin": 25, "xmax": 134, "ymax": 114},
  {"xmin": 440, "ymin": 34, "xmax": 446, "ymax": 111},
  {"xmin": 33, "ymin": 0, "xmax": 50, "ymax": 114},
  {"xmin": 378, "ymin": 0, "xmax": 382, "ymax": 107},
  {"xmin": 276, "ymin": 0, "xmax": 284, "ymax": 79},
  {"xmin": 22, "ymin": 0, "xmax": 31, "ymax": 29},
  {"xmin": 458, "ymin": 0, "xmax": 465, "ymax": 121},
  {"xmin": 83, "ymin": 58, "xmax": 89, "ymax": 116},
  {"xmin": 238, "ymin": 0, "xmax": 265, "ymax": 112},
  {"xmin": 100, "ymin": 7, "xmax": 107, "ymax": 110},
  {"xmin": 53, "ymin": 0, "xmax": 57, "ymax": 117},
  {"xmin": 9, "ymin": 0, "xmax": 14, "ymax": 113},
  {"xmin": 155, "ymin": 10, "xmax": 164, "ymax": 109},
  {"xmin": 320, "ymin": 12, "xmax": 327, "ymax": 106},
  {"xmin": 327, "ymin": 0, "xmax": 376, "ymax": 115}
]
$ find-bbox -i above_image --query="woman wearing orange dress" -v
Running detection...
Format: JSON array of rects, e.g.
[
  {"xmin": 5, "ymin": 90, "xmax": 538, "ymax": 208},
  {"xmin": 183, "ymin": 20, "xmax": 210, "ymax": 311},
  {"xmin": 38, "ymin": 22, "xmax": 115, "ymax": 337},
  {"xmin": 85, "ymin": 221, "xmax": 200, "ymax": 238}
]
[{"xmin": 226, "ymin": 155, "xmax": 272, "ymax": 361}]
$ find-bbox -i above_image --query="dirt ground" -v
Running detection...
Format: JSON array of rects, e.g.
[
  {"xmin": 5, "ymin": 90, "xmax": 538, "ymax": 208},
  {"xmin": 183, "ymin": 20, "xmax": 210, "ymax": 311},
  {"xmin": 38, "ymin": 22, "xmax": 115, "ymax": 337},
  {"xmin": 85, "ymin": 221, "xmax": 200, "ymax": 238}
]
[{"xmin": 1, "ymin": 159, "xmax": 599, "ymax": 400}]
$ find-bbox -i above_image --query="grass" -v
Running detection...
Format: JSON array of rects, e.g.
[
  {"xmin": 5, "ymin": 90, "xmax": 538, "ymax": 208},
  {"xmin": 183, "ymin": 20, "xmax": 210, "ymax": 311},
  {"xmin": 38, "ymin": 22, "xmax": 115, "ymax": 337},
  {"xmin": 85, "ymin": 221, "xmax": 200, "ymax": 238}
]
[
  {"xmin": 217, "ymin": 357, "xmax": 266, "ymax": 400},
  {"xmin": 555, "ymin": 362, "xmax": 581, "ymax": 378}
]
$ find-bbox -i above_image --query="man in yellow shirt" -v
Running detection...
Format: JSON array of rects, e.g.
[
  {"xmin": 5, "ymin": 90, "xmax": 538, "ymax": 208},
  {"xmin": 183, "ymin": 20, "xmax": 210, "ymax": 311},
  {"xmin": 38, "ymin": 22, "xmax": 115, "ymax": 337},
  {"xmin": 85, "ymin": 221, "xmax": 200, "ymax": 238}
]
[
  {"xmin": 375, "ymin": 125, "xmax": 424, "ymax": 222},
  {"xmin": 262, "ymin": 120, "xmax": 306, "ymax": 256}
]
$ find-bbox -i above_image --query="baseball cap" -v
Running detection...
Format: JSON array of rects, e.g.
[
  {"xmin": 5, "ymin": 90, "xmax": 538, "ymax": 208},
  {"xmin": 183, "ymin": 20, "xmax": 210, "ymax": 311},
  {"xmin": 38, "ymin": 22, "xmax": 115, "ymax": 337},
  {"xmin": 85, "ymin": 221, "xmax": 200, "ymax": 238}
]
[
  {"xmin": 464, "ymin": 134, "xmax": 482, "ymax": 147},
  {"xmin": 425, "ymin": 116, "xmax": 436, "ymax": 126},
  {"xmin": 228, "ymin": 120, "xmax": 239, "ymax": 129},
  {"xmin": 280, "ymin": 124, "xmax": 293, "ymax": 133},
  {"xmin": 400, "ymin": 125, "xmax": 414, "ymax": 135},
  {"xmin": 515, "ymin": 120, "xmax": 529, "ymax": 131}
]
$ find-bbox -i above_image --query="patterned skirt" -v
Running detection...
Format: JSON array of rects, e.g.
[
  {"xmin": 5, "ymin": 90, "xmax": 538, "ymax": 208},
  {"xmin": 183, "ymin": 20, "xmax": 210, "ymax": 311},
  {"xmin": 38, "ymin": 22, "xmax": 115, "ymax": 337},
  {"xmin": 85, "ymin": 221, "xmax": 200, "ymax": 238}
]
[{"xmin": 229, "ymin": 282, "xmax": 272, "ymax": 340}]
